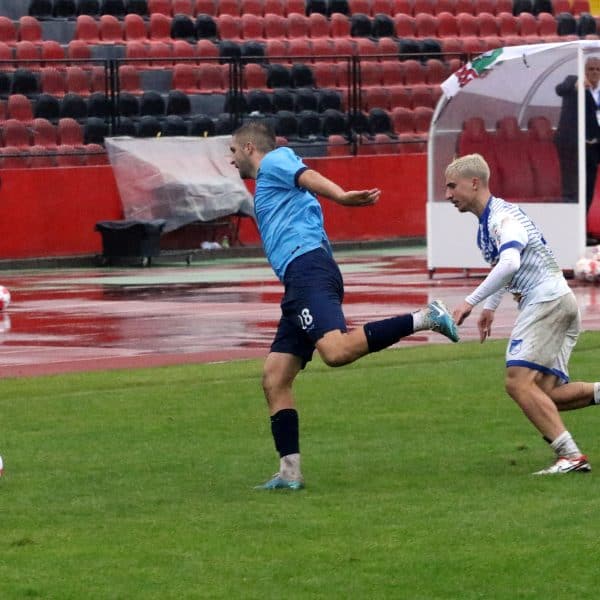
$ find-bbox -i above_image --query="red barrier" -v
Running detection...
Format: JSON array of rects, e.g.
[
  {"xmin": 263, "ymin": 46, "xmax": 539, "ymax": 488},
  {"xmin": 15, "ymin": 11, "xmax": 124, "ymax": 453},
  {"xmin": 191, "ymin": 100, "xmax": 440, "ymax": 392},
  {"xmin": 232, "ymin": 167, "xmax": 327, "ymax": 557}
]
[
  {"xmin": 239, "ymin": 153, "xmax": 426, "ymax": 245},
  {"xmin": 0, "ymin": 166, "xmax": 122, "ymax": 258},
  {"xmin": 0, "ymin": 154, "xmax": 426, "ymax": 259}
]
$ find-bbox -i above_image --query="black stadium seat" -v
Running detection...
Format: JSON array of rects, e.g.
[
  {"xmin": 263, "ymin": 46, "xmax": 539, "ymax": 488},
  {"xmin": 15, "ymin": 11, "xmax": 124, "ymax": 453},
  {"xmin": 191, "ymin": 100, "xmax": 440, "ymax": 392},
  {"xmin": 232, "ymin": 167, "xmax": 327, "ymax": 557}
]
[
  {"xmin": 267, "ymin": 64, "xmax": 291, "ymax": 88},
  {"xmin": 76, "ymin": 0, "xmax": 100, "ymax": 16},
  {"xmin": 118, "ymin": 92, "xmax": 140, "ymax": 117},
  {"xmin": 137, "ymin": 115, "xmax": 162, "ymax": 137},
  {"xmin": 35, "ymin": 93, "xmax": 61, "ymax": 121},
  {"xmin": 195, "ymin": 14, "xmax": 218, "ymax": 39},
  {"xmin": 368, "ymin": 107, "xmax": 393, "ymax": 134},
  {"xmin": 246, "ymin": 89, "xmax": 273, "ymax": 114},
  {"xmin": 272, "ymin": 89, "xmax": 295, "ymax": 112},
  {"xmin": 171, "ymin": 14, "xmax": 196, "ymax": 42},
  {"xmin": 115, "ymin": 116, "xmax": 137, "ymax": 135},
  {"xmin": 29, "ymin": 0, "xmax": 53, "ymax": 19},
  {"xmin": 166, "ymin": 90, "xmax": 191, "ymax": 116},
  {"xmin": 350, "ymin": 14, "xmax": 372, "ymax": 37},
  {"xmin": 275, "ymin": 110, "xmax": 299, "ymax": 138},
  {"xmin": 55, "ymin": 0, "xmax": 77, "ymax": 17},
  {"xmin": 291, "ymin": 63, "xmax": 314, "ymax": 88},
  {"xmin": 372, "ymin": 14, "xmax": 395, "ymax": 38},
  {"xmin": 321, "ymin": 108, "xmax": 346, "ymax": 136},
  {"xmin": 60, "ymin": 93, "xmax": 88, "ymax": 119},
  {"xmin": 87, "ymin": 92, "xmax": 110, "ymax": 118},
  {"xmin": 295, "ymin": 87, "xmax": 319, "ymax": 112},
  {"xmin": 189, "ymin": 114, "xmax": 216, "ymax": 136},
  {"xmin": 125, "ymin": 0, "xmax": 148, "ymax": 15},
  {"xmin": 140, "ymin": 91, "xmax": 165, "ymax": 116},
  {"xmin": 306, "ymin": 0, "xmax": 328, "ymax": 15},
  {"xmin": 101, "ymin": 0, "xmax": 126, "ymax": 17},
  {"xmin": 84, "ymin": 116, "xmax": 109, "ymax": 144},
  {"xmin": 297, "ymin": 110, "xmax": 321, "ymax": 138},
  {"xmin": 11, "ymin": 69, "xmax": 39, "ymax": 96},
  {"xmin": 161, "ymin": 114, "xmax": 189, "ymax": 136}
]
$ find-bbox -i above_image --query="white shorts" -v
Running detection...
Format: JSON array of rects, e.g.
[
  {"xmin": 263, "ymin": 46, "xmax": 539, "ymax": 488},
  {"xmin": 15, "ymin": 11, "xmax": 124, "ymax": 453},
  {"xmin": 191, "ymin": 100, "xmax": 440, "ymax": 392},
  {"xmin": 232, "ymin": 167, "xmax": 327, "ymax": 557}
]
[{"xmin": 505, "ymin": 291, "xmax": 580, "ymax": 383}]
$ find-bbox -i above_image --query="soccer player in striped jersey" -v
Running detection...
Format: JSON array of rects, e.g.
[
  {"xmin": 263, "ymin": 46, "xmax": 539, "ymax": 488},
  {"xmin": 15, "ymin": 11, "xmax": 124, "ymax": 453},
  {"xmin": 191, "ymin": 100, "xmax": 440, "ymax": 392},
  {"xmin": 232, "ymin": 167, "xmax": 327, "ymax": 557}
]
[{"xmin": 447, "ymin": 153, "xmax": 600, "ymax": 475}]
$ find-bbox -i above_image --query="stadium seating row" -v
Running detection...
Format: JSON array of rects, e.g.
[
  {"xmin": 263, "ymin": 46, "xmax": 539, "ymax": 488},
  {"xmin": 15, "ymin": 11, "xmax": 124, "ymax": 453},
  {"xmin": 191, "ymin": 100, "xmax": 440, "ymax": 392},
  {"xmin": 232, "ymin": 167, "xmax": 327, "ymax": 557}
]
[
  {"xmin": 27, "ymin": 0, "xmax": 593, "ymax": 20},
  {"xmin": 458, "ymin": 115, "xmax": 562, "ymax": 201},
  {"xmin": 66, "ymin": 11, "xmax": 596, "ymax": 44}
]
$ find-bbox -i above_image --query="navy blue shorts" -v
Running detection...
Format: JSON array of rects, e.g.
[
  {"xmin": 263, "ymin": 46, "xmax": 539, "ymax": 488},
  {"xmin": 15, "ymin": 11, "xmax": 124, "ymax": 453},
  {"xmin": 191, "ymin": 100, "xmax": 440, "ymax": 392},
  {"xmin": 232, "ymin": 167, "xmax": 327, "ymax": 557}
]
[{"xmin": 271, "ymin": 247, "xmax": 346, "ymax": 367}]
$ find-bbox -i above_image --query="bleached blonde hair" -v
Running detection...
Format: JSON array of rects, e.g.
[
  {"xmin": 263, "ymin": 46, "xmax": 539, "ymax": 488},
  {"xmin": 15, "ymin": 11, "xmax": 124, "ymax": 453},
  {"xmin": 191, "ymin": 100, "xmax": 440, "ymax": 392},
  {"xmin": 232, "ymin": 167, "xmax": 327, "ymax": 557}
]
[{"xmin": 445, "ymin": 153, "xmax": 490, "ymax": 186}]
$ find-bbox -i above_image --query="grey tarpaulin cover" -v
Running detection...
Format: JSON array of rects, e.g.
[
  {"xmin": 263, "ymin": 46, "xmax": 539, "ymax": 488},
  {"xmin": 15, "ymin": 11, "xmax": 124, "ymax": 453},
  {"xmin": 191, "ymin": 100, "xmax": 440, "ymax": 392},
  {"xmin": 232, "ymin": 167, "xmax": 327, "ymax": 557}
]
[{"xmin": 105, "ymin": 136, "xmax": 255, "ymax": 233}]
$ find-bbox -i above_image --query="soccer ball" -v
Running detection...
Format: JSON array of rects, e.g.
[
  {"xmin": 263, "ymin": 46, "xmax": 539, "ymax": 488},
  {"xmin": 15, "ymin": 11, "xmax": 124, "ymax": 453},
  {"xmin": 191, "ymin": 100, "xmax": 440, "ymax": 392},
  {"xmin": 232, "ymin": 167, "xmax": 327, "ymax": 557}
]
[
  {"xmin": 0, "ymin": 286, "xmax": 10, "ymax": 311},
  {"xmin": 574, "ymin": 257, "xmax": 600, "ymax": 282}
]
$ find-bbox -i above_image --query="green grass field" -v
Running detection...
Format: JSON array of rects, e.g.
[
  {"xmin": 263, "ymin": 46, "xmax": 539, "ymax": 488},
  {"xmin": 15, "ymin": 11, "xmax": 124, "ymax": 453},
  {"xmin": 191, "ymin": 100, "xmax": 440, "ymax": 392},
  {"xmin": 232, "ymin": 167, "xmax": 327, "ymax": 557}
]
[{"xmin": 2, "ymin": 334, "xmax": 600, "ymax": 599}]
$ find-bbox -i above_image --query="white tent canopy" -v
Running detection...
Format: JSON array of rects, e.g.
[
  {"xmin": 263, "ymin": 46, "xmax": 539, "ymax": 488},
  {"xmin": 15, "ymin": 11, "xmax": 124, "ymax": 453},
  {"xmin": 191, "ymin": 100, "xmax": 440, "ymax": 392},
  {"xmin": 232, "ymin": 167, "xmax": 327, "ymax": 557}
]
[{"xmin": 427, "ymin": 40, "xmax": 599, "ymax": 272}]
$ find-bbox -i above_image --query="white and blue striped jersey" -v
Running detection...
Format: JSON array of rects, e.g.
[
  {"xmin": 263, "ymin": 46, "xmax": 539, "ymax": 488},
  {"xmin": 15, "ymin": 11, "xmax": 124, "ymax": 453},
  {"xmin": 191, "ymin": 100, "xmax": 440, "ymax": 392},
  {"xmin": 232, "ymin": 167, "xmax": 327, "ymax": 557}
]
[{"xmin": 478, "ymin": 196, "xmax": 570, "ymax": 305}]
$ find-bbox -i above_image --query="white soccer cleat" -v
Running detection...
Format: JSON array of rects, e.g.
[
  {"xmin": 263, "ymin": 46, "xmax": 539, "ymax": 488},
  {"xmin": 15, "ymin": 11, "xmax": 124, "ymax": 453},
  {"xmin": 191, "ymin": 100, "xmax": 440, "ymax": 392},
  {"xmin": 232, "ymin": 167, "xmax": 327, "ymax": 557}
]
[
  {"xmin": 533, "ymin": 455, "xmax": 591, "ymax": 475},
  {"xmin": 0, "ymin": 454, "xmax": 3, "ymax": 477}
]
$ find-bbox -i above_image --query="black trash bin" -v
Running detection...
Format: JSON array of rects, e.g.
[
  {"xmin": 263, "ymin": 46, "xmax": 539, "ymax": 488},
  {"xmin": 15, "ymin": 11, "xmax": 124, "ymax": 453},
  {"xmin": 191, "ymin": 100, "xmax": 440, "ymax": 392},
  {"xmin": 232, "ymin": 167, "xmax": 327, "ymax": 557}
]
[{"xmin": 95, "ymin": 219, "xmax": 167, "ymax": 266}]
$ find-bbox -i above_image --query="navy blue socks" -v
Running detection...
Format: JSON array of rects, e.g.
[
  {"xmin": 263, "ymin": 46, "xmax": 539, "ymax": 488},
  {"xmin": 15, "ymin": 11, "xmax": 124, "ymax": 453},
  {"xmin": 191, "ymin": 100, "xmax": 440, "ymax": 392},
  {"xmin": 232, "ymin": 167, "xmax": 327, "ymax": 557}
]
[
  {"xmin": 270, "ymin": 408, "xmax": 299, "ymax": 457},
  {"xmin": 363, "ymin": 314, "xmax": 414, "ymax": 353}
]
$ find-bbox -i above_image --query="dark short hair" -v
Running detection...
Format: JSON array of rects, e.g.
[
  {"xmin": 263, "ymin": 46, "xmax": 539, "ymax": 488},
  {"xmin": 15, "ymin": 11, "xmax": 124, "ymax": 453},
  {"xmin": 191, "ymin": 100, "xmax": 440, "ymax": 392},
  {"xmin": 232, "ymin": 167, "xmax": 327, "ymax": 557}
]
[{"xmin": 233, "ymin": 121, "xmax": 276, "ymax": 153}]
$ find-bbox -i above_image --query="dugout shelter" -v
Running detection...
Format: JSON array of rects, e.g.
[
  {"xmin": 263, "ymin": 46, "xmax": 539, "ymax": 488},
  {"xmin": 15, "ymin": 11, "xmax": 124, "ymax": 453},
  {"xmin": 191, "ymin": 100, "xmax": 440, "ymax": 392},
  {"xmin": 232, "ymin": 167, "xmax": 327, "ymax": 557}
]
[{"xmin": 427, "ymin": 41, "xmax": 600, "ymax": 273}]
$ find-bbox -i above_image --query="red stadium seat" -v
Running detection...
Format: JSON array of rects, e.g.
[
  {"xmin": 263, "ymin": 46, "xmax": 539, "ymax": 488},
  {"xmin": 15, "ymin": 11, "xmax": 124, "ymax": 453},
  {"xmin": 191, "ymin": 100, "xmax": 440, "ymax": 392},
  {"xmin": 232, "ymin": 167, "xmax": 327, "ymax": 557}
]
[
  {"xmin": 309, "ymin": 13, "xmax": 330, "ymax": 38},
  {"xmin": 15, "ymin": 41, "xmax": 40, "ymax": 68},
  {"xmin": 330, "ymin": 13, "xmax": 351, "ymax": 38},
  {"xmin": 2, "ymin": 118, "xmax": 31, "ymax": 145},
  {"xmin": 455, "ymin": 0, "xmax": 475, "ymax": 14},
  {"xmin": 67, "ymin": 40, "xmax": 92, "ymax": 63},
  {"xmin": 527, "ymin": 115, "xmax": 562, "ymax": 200},
  {"xmin": 349, "ymin": 0, "xmax": 370, "ymax": 14},
  {"xmin": 66, "ymin": 66, "xmax": 91, "ymax": 95},
  {"xmin": 312, "ymin": 61, "xmax": 338, "ymax": 87},
  {"xmin": 32, "ymin": 117, "xmax": 58, "ymax": 147},
  {"xmin": 41, "ymin": 40, "xmax": 66, "ymax": 66},
  {"xmin": 264, "ymin": 13, "xmax": 287, "ymax": 38},
  {"xmin": 41, "ymin": 67, "xmax": 67, "ymax": 96},
  {"xmin": 18, "ymin": 16, "xmax": 43, "ymax": 43},
  {"xmin": 99, "ymin": 15, "xmax": 124, "ymax": 44},
  {"xmin": 437, "ymin": 12, "xmax": 458, "ymax": 37},
  {"xmin": 172, "ymin": 0, "xmax": 194, "ymax": 15},
  {"xmin": 425, "ymin": 58, "xmax": 447, "ymax": 84},
  {"xmin": 217, "ymin": 15, "xmax": 242, "ymax": 40},
  {"xmin": 124, "ymin": 14, "xmax": 147, "ymax": 42},
  {"xmin": 263, "ymin": 0, "xmax": 285, "ymax": 15},
  {"xmin": 403, "ymin": 59, "xmax": 426, "ymax": 84},
  {"xmin": 149, "ymin": 13, "xmax": 172, "ymax": 42},
  {"xmin": 571, "ymin": 0, "xmax": 591, "ymax": 15},
  {"xmin": 75, "ymin": 15, "xmax": 100, "ymax": 44},
  {"xmin": 0, "ymin": 16, "xmax": 17, "ymax": 46},
  {"xmin": 148, "ymin": 0, "xmax": 171, "ymax": 15},
  {"xmin": 362, "ymin": 87, "xmax": 391, "ymax": 111},
  {"xmin": 118, "ymin": 64, "xmax": 142, "ymax": 93},
  {"xmin": 494, "ymin": 115, "xmax": 536, "ymax": 200},
  {"xmin": 7, "ymin": 94, "xmax": 33, "ymax": 121},
  {"xmin": 240, "ymin": 14, "xmax": 263, "ymax": 39},
  {"xmin": 412, "ymin": 0, "xmax": 435, "ymax": 15},
  {"xmin": 518, "ymin": 12, "xmax": 540, "ymax": 43},
  {"xmin": 411, "ymin": 84, "xmax": 434, "ymax": 108},
  {"xmin": 327, "ymin": 134, "xmax": 351, "ymax": 156},
  {"xmin": 285, "ymin": 0, "xmax": 306, "ymax": 15},
  {"xmin": 173, "ymin": 39, "xmax": 196, "ymax": 61},
  {"xmin": 197, "ymin": 63, "xmax": 224, "ymax": 92},
  {"xmin": 360, "ymin": 61, "xmax": 382, "ymax": 86},
  {"xmin": 415, "ymin": 13, "xmax": 438, "ymax": 38},
  {"xmin": 312, "ymin": 38, "xmax": 336, "ymax": 59},
  {"xmin": 172, "ymin": 63, "xmax": 198, "ymax": 93},
  {"xmin": 218, "ymin": 0, "xmax": 240, "ymax": 16},
  {"xmin": 243, "ymin": 62, "xmax": 268, "ymax": 88},
  {"xmin": 287, "ymin": 13, "xmax": 309, "ymax": 38},
  {"xmin": 196, "ymin": 39, "xmax": 220, "ymax": 58},
  {"xmin": 394, "ymin": 13, "xmax": 415, "ymax": 37},
  {"xmin": 392, "ymin": 0, "xmax": 412, "ymax": 14},
  {"xmin": 381, "ymin": 60, "xmax": 404, "ymax": 86},
  {"xmin": 195, "ymin": 0, "xmax": 217, "ymax": 15},
  {"xmin": 371, "ymin": 0, "xmax": 393, "ymax": 15},
  {"xmin": 435, "ymin": 0, "xmax": 457, "ymax": 14},
  {"xmin": 58, "ymin": 117, "xmax": 84, "ymax": 145}
]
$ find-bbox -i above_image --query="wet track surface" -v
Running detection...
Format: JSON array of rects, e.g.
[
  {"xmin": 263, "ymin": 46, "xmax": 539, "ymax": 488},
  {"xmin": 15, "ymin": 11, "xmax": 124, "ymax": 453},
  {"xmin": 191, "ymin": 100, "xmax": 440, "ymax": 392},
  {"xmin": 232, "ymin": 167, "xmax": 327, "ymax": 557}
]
[{"xmin": 1, "ymin": 246, "xmax": 599, "ymax": 377}]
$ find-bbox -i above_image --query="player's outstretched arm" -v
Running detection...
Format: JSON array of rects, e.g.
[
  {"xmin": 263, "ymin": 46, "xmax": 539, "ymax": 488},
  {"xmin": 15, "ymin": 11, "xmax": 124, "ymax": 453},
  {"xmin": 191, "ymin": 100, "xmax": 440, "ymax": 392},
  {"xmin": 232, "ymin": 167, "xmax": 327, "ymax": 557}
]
[{"xmin": 297, "ymin": 169, "xmax": 380, "ymax": 206}]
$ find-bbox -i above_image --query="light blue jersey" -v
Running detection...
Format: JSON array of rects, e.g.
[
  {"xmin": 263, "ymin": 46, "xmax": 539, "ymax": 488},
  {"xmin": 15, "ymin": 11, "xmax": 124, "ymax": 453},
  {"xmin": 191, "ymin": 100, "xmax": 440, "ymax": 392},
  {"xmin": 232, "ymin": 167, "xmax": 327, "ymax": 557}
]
[{"xmin": 255, "ymin": 147, "xmax": 331, "ymax": 281}]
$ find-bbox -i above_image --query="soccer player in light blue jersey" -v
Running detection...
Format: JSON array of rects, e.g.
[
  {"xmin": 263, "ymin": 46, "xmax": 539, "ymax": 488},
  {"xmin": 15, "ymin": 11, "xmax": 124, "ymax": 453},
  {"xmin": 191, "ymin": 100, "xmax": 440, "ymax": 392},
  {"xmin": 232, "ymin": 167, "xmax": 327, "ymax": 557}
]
[
  {"xmin": 230, "ymin": 121, "xmax": 459, "ymax": 490},
  {"xmin": 448, "ymin": 153, "xmax": 600, "ymax": 475}
]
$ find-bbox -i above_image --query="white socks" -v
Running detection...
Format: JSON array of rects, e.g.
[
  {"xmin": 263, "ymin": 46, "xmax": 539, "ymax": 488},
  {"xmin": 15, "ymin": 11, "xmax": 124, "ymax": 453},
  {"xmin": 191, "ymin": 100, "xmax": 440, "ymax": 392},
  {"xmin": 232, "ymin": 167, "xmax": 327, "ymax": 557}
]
[
  {"xmin": 593, "ymin": 382, "xmax": 600, "ymax": 404},
  {"xmin": 280, "ymin": 453, "xmax": 302, "ymax": 481},
  {"xmin": 412, "ymin": 308, "xmax": 428, "ymax": 332},
  {"xmin": 551, "ymin": 431, "xmax": 581, "ymax": 459}
]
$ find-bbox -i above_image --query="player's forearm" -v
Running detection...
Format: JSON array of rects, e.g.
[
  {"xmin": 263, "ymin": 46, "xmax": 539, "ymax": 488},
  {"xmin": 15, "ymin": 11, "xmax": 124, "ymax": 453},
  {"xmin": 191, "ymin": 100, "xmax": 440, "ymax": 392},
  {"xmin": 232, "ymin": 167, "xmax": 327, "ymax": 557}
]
[
  {"xmin": 466, "ymin": 249, "xmax": 520, "ymax": 306},
  {"xmin": 297, "ymin": 169, "xmax": 345, "ymax": 202}
]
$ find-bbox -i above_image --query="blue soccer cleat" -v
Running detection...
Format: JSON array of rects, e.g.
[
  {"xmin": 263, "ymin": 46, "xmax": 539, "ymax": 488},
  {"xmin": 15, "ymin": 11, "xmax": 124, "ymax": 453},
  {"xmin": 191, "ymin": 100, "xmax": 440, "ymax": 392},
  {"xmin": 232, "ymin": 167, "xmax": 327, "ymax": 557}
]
[
  {"xmin": 254, "ymin": 473, "xmax": 304, "ymax": 490},
  {"xmin": 427, "ymin": 299, "xmax": 460, "ymax": 343}
]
